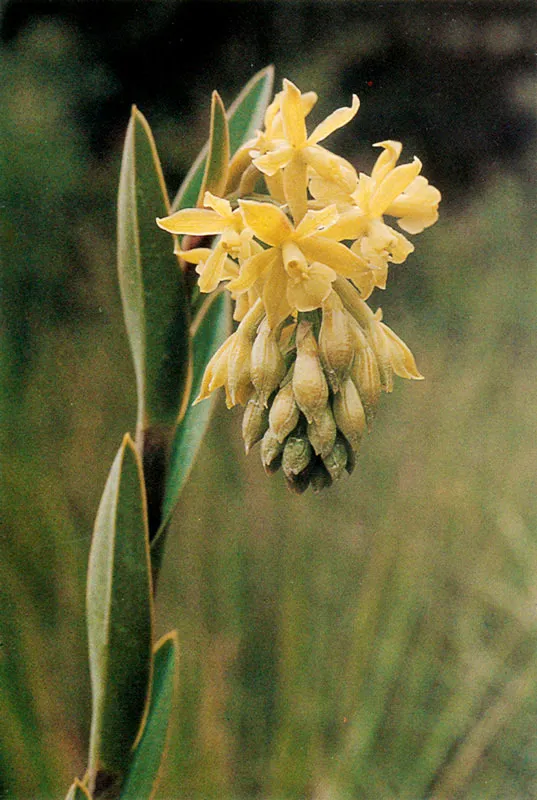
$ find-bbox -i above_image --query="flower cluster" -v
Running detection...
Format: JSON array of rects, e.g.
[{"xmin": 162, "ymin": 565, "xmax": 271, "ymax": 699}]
[{"xmin": 157, "ymin": 79, "xmax": 440, "ymax": 492}]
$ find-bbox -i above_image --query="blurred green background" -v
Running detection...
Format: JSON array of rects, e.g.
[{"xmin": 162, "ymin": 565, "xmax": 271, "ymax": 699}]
[{"xmin": 2, "ymin": 1, "xmax": 537, "ymax": 798}]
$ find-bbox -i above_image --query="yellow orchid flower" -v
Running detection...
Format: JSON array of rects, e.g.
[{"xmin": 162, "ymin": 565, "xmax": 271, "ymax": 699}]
[
  {"xmin": 157, "ymin": 191, "xmax": 251, "ymax": 293},
  {"xmin": 311, "ymin": 140, "xmax": 440, "ymax": 297},
  {"xmin": 226, "ymin": 86, "xmax": 318, "ymax": 199},
  {"xmin": 250, "ymin": 79, "xmax": 359, "ymax": 224},
  {"xmin": 227, "ymin": 200, "xmax": 368, "ymax": 328}
]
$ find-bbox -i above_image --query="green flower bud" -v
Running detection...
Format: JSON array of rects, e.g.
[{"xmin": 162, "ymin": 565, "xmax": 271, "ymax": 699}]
[
  {"xmin": 332, "ymin": 376, "xmax": 365, "ymax": 450},
  {"xmin": 261, "ymin": 429, "xmax": 284, "ymax": 474},
  {"xmin": 319, "ymin": 292, "xmax": 354, "ymax": 392},
  {"xmin": 309, "ymin": 459, "xmax": 333, "ymax": 493},
  {"xmin": 307, "ymin": 404, "xmax": 337, "ymax": 459},
  {"xmin": 282, "ymin": 434, "xmax": 313, "ymax": 479},
  {"xmin": 292, "ymin": 321, "xmax": 329, "ymax": 424},
  {"xmin": 242, "ymin": 396, "xmax": 269, "ymax": 454},
  {"xmin": 250, "ymin": 318, "xmax": 286, "ymax": 405},
  {"xmin": 269, "ymin": 379, "xmax": 300, "ymax": 443},
  {"xmin": 322, "ymin": 435, "xmax": 349, "ymax": 482}
]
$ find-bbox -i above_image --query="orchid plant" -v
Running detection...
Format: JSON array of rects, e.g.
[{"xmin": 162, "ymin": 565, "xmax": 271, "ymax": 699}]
[{"xmin": 65, "ymin": 67, "xmax": 439, "ymax": 799}]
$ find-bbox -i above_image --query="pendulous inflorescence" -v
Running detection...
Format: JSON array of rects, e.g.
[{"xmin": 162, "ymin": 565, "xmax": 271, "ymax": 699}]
[{"xmin": 157, "ymin": 78, "xmax": 440, "ymax": 493}]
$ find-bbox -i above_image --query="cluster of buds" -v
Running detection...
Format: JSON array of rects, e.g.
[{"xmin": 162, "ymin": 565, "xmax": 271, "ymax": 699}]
[{"xmin": 157, "ymin": 78, "xmax": 440, "ymax": 491}]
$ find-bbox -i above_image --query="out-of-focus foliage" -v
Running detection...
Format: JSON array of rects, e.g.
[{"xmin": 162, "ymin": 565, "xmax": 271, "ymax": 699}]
[{"xmin": 2, "ymin": 2, "xmax": 537, "ymax": 798}]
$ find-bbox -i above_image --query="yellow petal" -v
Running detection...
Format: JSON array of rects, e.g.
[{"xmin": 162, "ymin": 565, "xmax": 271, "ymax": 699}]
[
  {"xmin": 379, "ymin": 321, "xmax": 424, "ymax": 380},
  {"xmin": 176, "ymin": 247, "xmax": 213, "ymax": 264},
  {"xmin": 294, "ymin": 205, "xmax": 339, "ymax": 239},
  {"xmin": 396, "ymin": 209, "xmax": 439, "ymax": 235},
  {"xmin": 308, "ymin": 94, "xmax": 360, "ymax": 145},
  {"xmin": 281, "ymin": 79, "xmax": 307, "ymax": 147},
  {"xmin": 282, "ymin": 156, "xmax": 309, "ymax": 224},
  {"xmin": 203, "ymin": 191, "xmax": 232, "ymax": 218},
  {"xmin": 197, "ymin": 241, "xmax": 228, "ymax": 293},
  {"xmin": 309, "ymin": 175, "xmax": 353, "ymax": 207},
  {"xmin": 157, "ymin": 208, "xmax": 225, "ymax": 236},
  {"xmin": 320, "ymin": 208, "xmax": 368, "ymax": 241},
  {"xmin": 239, "ymin": 199, "xmax": 293, "ymax": 246},
  {"xmin": 299, "ymin": 236, "xmax": 367, "ymax": 278},
  {"xmin": 286, "ymin": 262, "xmax": 336, "ymax": 312},
  {"xmin": 227, "ymin": 247, "xmax": 278, "ymax": 293},
  {"xmin": 264, "ymin": 172, "xmax": 286, "ymax": 203},
  {"xmin": 252, "ymin": 143, "xmax": 294, "ymax": 176},
  {"xmin": 371, "ymin": 140, "xmax": 402, "ymax": 183},
  {"xmin": 263, "ymin": 253, "xmax": 293, "ymax": 329},
  {"xmin": 282, "ymin": 240, "xmax": 308, "ymax": 274},
  {"xmin": 370, "ymin": 158, "xmax": 422, "ymax": 217},
  {"xmin": 303, "ymin": 145, "xmax": 357, "ymax": 192}
]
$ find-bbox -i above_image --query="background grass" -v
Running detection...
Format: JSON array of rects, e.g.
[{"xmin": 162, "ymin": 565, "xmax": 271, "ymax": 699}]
[{"xmin": 2, "ymin": 2, "xmax": 537, "ymax": 798}]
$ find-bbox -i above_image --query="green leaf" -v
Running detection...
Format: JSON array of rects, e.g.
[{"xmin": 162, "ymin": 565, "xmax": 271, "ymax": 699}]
[
  {"xmin": 171, "ymin": 65, "xmax": 274, "ymax": 212},
  {"xmin": 65, "ymin": 779, "xmax": 92, "ymax": 800},
  {"xmin": 87, "ymin": 434, "xmax": 153, "ymax": 787},
  {"xmin": 155, "ymin": 291, "xmax": 231, "ymax": 538},
  {"xmin": 197, "ymin": 91, "xmax": 230, "ymax": 204},
  {"xmin": 118, "ymin": 106, "xmax": 191, "ymax": 437},
  {"xmin": 119, "ymin": 632, "xmax": 179, "ymax": 800}
]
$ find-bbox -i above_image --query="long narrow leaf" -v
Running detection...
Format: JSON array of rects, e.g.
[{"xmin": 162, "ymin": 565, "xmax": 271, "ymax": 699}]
[
  {"xmin": 87, "ymin": 434, "xmax": 153, "ymax": 788},
  {"xmin": 155, "ymin": 291, "xmax": 231, "ymax": 539},
  {"xmin": 120, "ymin": 632, "xmax": 179, "ymax": 800},
  {"xmin": 197, "ymin": 91, "xmax": 229, "ymax": 204},
  {"xmin": 171, "ymin": 65, "xmax": 274, "ymax": 212},
  {"xmin": 118, "ymin": 106, "xmax": 191, "ymax": 437}
]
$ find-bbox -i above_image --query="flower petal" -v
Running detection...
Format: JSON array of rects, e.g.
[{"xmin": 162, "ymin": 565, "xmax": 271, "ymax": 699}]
[
  {"xmin": 299, "ymin": 235, "xmax": 368, "ymax": 278},
  {"xmin": 203, "ymin": 191, "xmax": 232, "ymax": 218},
  {"xmin": 239, "ymin": 199, "xmax": 293, "ymax": 246},
  {"xmin": 175, "ymin": 247, "xmax": 213, "ymax": 264},
  {"xmin": 252, "ymin": 143, "xmax": 294, "ymax": 176},
  {"xmin": 370, "ymin": 158, "xmax": 422, "ymax": 217},
  {"xmin": 282, "ymin": 156, "xmax": 309, "ymax": 224},
  {"xmin": 287, "ymin": 262, "xmax": 336, "ymax": 312},
  {"xmin": 263, "ymin": 253, "xmax": 293, "ymax": 329},
  {"xmin": 281, "ymin": 79, "xmax": 308, "ymax": 147},
  {"xmin": 379, "ymin": 321, "xmax": 424, "ymax": 380},
  {"xmin": 227, "ymin": 247, "xmax": 278, "ymax": 293},
  {"xmin": 295, "ymin": 205, "xmax": 339, "ymax": 239},
  {"xmin": 320, "ymin": 208, "xmax": 368, "ymax": 241},
  {"xmin": 157, "ymin": 208, "xmax": 225, "ymax": 236},
  {"xmin": 308, "ymin": 94, "xmax": 360, "ymax": 145},
  {"xmin": 303, "ymin": 145, "xmax": 357, "ymax": 192},
  {"xmin": 196, "ymin": 241, "xmax": 228, "ymax": 293},
  {"xmin": 371, "ymin": 140, "xmax": 402, "ymax": 183},
  {"xmin": 309, "ymin": 175, "xmax": 353, "ymax": 207}
]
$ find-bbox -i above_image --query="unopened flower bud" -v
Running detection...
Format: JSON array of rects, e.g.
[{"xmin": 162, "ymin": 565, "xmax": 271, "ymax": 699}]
[
  {"xmin": 261, "ymin": 429, "xmax": 284, "ymax": 474},
  {"xmin": 242, "ymin": 396, "xmax": 269, "ymax": 454},
  {"xmin": 378, "ymin": 320, "xmax": 424, "ymax": 381},
  {"xmin": 349, "ymin": 320, "xmax": 381, "ymax": 426},
  {"xmin": 269, "ymin": 378, "xmax": 300, "ymax": 443},
  {"xmin": 332, "ymin": 376, "xmax": 366, "ymax": 449},
  {"xmin": 309, "ymin": 459, "xmax": 333, "ymax": 493},
  {"xmin": 292, "ymin": 321, "xmax": 329, "ymax": 424},
  {"xmin": 226, "ymin": 333, "xmax": 254, "ymax": 407},
  {"xmin": 307, "ymin": 404, "xmax": 337, "ymax": 459},
  {"xmin": 250, "ymin": 318, "xmax": 286, "ymax": 405},
  {"xmin": 282, "ymin": 434, "xmax": 313, "ymax": 479},
  {"xmin": 322, "ymin": 436, "xmax": 348, "ymax": 482},
  {"xmin": 195, "ymin": 334, "xmax": 235, "ymax": 404},
  {"xmin": 226, "ymin": 299, "xmax": 265, "ymax": 406},
  {"xmin": 367, "ymin": 311, "xmax": 394, "ymax": 393},
  {"xmin": 319, "ymin": 292, "xmax": 354, "ymax": 392}
]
